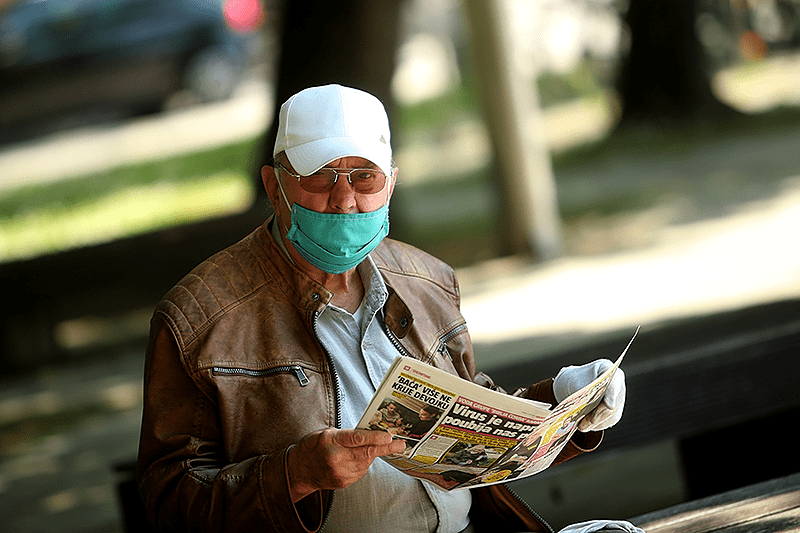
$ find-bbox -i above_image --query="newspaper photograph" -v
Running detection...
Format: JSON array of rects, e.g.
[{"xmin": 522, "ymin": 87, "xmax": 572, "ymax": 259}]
[{"xmin": 356, "ymin": 329, "xmax": 637, "ymax": 491}]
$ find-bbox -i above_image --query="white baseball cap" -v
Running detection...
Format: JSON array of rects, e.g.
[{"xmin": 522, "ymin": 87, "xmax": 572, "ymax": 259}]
[{"xmin": 273, "ymin": 84, "xmax": 393, "ymax": 177}]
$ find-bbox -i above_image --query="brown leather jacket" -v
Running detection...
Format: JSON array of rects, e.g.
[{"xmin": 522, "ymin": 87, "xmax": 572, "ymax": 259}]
[{"xmin": 137, "ymin": 219, "xmax": 601, "ymax": 532}]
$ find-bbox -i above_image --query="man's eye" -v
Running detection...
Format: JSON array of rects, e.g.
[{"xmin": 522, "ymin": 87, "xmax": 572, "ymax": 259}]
[{"xmin": 353, "ymin": 171, "xmax": 377, "ymax": 181}]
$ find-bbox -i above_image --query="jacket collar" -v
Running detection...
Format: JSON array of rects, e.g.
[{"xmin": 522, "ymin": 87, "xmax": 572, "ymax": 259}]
[{"xmin": 251, "ymin": 215, "xmax": 333, "ymax": 313}]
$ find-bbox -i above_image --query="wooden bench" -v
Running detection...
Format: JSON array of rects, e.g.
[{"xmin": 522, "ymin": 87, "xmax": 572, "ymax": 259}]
[{"xmin": 630, "ymin": 473, "xmax": 800, "ymax": 532}]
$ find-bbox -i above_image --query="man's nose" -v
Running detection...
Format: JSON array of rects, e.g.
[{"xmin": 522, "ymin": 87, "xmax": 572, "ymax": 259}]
[{"xmin": 328, "ymin": 172, "xmax": 357, "ymax": 212}]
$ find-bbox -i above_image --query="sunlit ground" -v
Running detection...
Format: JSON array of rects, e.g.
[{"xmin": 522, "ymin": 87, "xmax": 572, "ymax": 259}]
[
  {"xmin": 714, "ymin": 52, "xmax": 800, "ymax": 112},
  {"xmin": 0, "ymin": 77, "xmax": 269, "ymax": 262},
  {"xmin": 460, "ymin": 176, "xmax": 800, "ymax": 352}
]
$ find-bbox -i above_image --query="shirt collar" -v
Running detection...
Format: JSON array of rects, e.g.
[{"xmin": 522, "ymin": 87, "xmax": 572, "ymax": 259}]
[{"xmin": 357, "ymin": 255, "xmax": 389, "ymax": 318}]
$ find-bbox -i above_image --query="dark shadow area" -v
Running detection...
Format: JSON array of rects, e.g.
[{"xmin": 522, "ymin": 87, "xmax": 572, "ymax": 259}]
[
  {"xmin": 479, "ymin": 298, "xmax": 800, "ymax": 518},
  {"xmin": 0, "ymin": 204, "xmax": 270, "ymax": 370},
  {"xmin": 114, "ymin": 462, "xmax": 157, "ymax": 533},
  {"xmin": 680, "ymin": 407, "xmax": 800, "ymax": 500}
]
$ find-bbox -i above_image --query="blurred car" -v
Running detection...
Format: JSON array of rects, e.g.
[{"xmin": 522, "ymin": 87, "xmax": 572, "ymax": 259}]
[{"xmin": 0, "ymin": 0, "xmax": 264, "ymax": 140}]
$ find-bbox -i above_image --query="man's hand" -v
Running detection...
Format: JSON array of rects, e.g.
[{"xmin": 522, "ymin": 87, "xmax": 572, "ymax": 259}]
[
  {"xmin": 287, "ymin": 428, "xmax": 405, "ymax": 502},
  {"xmin": 552, "ymin": 359, "xmax": 626, "ymax": 432}
]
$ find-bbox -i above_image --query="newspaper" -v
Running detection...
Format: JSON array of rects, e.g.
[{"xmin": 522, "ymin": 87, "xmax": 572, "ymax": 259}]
[{"xmin": 356, "ymin": 329, "xmax": 637, "ymax": 491}]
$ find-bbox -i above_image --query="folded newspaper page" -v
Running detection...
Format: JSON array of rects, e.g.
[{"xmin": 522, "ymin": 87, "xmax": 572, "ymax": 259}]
[{"xmin": 356, "ymin": 329, "xmax": 637, "ymax": 491}]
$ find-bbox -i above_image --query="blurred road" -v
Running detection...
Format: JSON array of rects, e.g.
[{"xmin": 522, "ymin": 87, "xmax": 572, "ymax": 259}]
[{"xmin": 2, "ymin": 59, "xmax": 800, "ymax": 531}]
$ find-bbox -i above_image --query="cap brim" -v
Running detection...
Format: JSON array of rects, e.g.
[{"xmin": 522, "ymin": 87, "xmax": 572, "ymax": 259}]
[{"xmin": 285, "ymin": 137, "xmax": 392, "ymax": 177}]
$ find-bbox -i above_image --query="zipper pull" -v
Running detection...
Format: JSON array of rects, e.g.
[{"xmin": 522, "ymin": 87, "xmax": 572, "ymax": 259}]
[
  {"xmin": 438, "ymin": 324, "xmax": 467, "ymax": 360},
  {"xmin": 438, "ymin": 341, "xmax": 452, "ymax": 360},
  {"xmin": 294, "ymin": 366, "xmax": 310, "ymax": 386}
]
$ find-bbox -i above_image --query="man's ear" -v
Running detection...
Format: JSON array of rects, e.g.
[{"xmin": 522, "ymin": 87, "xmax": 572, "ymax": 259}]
[{"xmin": 261, "ymin": 165, "xmax": 279, "ymax": 209}]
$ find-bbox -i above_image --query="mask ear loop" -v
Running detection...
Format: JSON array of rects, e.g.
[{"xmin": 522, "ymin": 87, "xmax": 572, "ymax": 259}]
[
  {"xmin": 270, "ymin": 170, "xmax": 299, "ymax": 266},
  {"xmin": 274, "ymin": 168, "xmax": 294, "ymax": 237},
  {"xmin": 383, "ymin": 166, "xmax": 395, "ymax": 208}
]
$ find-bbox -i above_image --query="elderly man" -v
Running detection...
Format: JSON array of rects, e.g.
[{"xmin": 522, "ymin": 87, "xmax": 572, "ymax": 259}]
[{"xmin": 137, "ymin": 84, "xmax": 628, "ymax": 533}]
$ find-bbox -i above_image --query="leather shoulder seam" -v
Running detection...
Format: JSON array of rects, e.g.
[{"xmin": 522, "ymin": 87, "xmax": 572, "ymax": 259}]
[
  {"xmin": 158, "ymin": 282, "xmax": 270, "ymax": 350},
  {"xmin": 372, "ymin": 240, "xmax": 459, "ymax": 299},
  {"xmin": 376, "ymin": 264, "xmax": 458, "ymax": 299}
]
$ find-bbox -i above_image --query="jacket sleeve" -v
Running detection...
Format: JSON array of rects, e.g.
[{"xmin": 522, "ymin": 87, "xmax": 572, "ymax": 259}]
[
  {"xmin": 136, "ymin": 320, "xmax": 324, "ymax": 533},
  {"xmin": 514, "ymin": 377, "xmax": 603, "ymax": 463}
]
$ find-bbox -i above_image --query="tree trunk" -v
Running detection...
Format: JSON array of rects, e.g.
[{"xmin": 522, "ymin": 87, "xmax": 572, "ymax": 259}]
[
  {"xmin": 463, "ymin": 0, "xmax": 563, "ymax": 260},
  {"xmin": 616, "ymin": 0, "xmax": 735, "ymax": 125}
]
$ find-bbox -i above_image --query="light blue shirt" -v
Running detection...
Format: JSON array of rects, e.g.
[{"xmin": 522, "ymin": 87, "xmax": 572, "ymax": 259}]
[{"xmin": 314, "ymin": 256, "xmax": 472, "ymax": 533}]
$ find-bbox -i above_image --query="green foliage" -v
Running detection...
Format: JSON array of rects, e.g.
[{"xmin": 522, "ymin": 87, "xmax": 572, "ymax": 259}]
[
  {"xmin": 0, "ymin": 138, "xmax": 259, "ymax": 221},
  {"xmin": 395, "ymin": 82, "xmax": 482, "ymax": 142},
  {"xmin": 537, "ymin": 60, "xmax": 607, "ymax": 108},
  {"xmin": 0, "ymin": 138, "xmax": 261, "ymax": 262}
]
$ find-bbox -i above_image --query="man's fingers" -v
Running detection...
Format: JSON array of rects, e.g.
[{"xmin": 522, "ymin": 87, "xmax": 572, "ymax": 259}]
[
  {"xmin": 334, "ymin": 429, "xmax": 405, "ymax": 461},
  {"xmin": 287, "ymin": 428, "xmax": 408, "ymax": 501},
  {"xmin": 602, "ymin": 369, "xmax": 625, "ymax": 408},
  {"xmin": 384, "ymin": 438, "xmax": 406, "ymax": 456},
  {"xmin": 553, "ymin": 359, "xmax": 614, "ymax": 403},
  {"xmin": 334, "ymin": 428, "xmax": 394, "ymax": 448},
  {"xmin": 579, "ymin": 387, "xmax": 625, "ymax": 432}
]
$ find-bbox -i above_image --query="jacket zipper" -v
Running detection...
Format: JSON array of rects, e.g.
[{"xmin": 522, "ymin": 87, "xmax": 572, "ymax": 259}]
[
  {"xmin": 313, "ymin": 309, "xmax": 341, "ymax": 532},
  {"xmin": 312, "ymin": 310, "xmax": 342, "ymax": 429},
  {"xmin": 211, "ymin": 365, "xmax": 310, "ymax": 386},
  {"xmin": 382, "ymin": 320, "xmax": 413, "ymax": 358},
  {"xmin": 507, "ymin": 486, "xmax": 555, "ymax": 533},
  {"xmin": 437, "ymin": 323, "xmax": 468, "ymax": 358}
]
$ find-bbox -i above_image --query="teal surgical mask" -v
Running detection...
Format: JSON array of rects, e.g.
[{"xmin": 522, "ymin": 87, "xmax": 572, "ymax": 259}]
[{"xmin": 276, "ymin": 178, "xmax": 390, "ymax": 274}]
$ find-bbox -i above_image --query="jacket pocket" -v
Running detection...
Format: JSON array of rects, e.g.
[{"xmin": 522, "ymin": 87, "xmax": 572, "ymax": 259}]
[{"xmin": 208, "ymin": 363, "xmax": 329, "ymax": 457}]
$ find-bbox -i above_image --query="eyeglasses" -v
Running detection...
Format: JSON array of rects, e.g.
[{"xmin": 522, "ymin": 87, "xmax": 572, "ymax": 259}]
[{"xmin": 275, "ymin": 162, "xmax": 389, "ymax": 195}]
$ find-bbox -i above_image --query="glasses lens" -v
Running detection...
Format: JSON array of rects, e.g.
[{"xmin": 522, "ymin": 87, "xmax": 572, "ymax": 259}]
[
  {"xmin": 297, "ymin": 168, "xmax": 386, "ymax": 194},
  {"xmin": 298, "ymin": 170, "xmax": 337, "ymax": 193},
  {"xmin": 349, "ymin": 169, "xmax": 386, "ymax": 194}
]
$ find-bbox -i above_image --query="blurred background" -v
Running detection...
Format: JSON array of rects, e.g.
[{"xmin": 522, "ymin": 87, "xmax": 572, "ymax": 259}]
[{"xmin": 0, "ymin": 0, "xmax": 799, "ymax": 531}]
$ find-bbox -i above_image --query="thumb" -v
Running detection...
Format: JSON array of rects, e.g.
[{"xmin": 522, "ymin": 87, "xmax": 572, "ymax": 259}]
[{"xmin": 602, "ymin": 368, "xmax": 625, "ymax": 409}]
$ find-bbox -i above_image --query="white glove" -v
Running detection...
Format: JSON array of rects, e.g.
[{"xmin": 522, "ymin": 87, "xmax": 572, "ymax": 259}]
[
  {"xmin": 552, "ymin": 359, "xmax": 626, "ymax": 432},
  {"xmin": 558, "ymin": 519, "xmax": 644, "ymax": 533}
]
